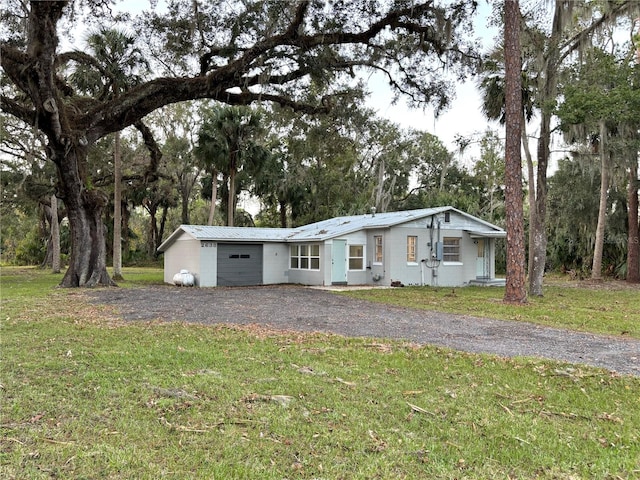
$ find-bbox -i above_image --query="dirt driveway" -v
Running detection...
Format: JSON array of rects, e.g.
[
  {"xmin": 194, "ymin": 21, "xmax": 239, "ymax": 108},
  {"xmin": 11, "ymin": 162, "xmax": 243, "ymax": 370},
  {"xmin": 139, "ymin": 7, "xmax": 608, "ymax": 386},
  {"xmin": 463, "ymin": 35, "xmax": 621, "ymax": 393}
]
[{"xmin": 86, "ymin": 285, "xmax": 640, "ymax": 376}]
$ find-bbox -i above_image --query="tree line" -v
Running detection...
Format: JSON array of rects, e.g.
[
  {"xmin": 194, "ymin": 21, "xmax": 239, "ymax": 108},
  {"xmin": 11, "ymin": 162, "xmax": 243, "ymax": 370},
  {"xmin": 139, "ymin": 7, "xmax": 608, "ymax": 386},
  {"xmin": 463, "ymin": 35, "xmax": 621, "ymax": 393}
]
[{"xmin": 1, "ymin": 0, "xmax": 639, "ymax": 298}]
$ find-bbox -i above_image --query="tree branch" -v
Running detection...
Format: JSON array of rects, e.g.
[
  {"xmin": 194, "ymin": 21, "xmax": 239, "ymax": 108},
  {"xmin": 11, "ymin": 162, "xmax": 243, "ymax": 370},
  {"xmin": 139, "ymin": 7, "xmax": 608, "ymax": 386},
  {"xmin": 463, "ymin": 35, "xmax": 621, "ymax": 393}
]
[
  {"xmin": 0, "ymin": 43, "xmax": 32, "ymax": 94},
  {"xmin": 223, "ymin": 91, "xmax": 330, "ymax": 114},
  {"xmin": 206, "ymin": 1, "xmax": 442, "ymax": 87},
  {"xmin": 0, "ymin": 95, "xmax": 37, "ymax": 125},
  {"xmin": 557, "ymin": 1, "xmax": 638, "ymax": 65},
  {"xmin": 133, "ymin": 119, "xmax": 163, "ymax": 184}
]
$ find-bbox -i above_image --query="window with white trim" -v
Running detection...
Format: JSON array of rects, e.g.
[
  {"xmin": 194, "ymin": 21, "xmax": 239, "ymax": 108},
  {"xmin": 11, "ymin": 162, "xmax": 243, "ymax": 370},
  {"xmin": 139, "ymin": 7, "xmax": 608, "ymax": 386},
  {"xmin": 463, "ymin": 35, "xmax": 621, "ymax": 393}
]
[
  {"xmin": 407, "ymin": 236, "xmax": 417, "ymax": 263},
  {"xmin": 443, "ymin": 237, "xmax": 461, "ymax": 262},
  {"xmin": 290, "ymin": 244, "xmax": 320, "ymax": 270},
  {"xmin": 349, "ymin": 245, "xmax": 364, "ymax": 270},
  {"xmin": 374, "ymin": 235, "xmax": 383, "ymax": 264}
]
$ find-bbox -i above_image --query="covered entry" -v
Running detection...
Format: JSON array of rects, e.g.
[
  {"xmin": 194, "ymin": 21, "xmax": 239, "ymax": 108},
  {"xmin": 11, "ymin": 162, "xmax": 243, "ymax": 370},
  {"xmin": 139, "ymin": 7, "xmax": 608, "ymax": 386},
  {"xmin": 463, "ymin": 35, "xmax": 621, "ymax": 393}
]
[{"xmin": 217, "ymin": 244, "xmax": 263, "ymax": 286}]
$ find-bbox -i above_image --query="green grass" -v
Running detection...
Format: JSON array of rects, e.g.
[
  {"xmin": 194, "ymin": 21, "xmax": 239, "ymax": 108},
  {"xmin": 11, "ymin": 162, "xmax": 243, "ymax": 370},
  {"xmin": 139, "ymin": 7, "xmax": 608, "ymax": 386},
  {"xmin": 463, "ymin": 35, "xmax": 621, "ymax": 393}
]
[
  {"xmin": 111, "ymin": 266, "xmax": 164, "ymax": 287},
  {"xmin": 1, "ymin": 268, "xmax": 639, "ymax": 479},
  {"xmin": 340, "ymin": 281, "xmax": 640, "ymax": 339}
]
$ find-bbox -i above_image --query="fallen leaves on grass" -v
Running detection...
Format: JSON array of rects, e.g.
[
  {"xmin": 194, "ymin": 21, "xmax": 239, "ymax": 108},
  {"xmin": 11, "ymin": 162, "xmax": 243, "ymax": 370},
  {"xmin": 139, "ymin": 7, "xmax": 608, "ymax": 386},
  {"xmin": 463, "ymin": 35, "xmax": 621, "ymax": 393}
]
[
  {"xmin": 334, "ymin": 377, "xmax": 357, "ymax": 387},
  {"xmin": 406, "ymin": 402, "xmax": 436, "ymax": 417},
  {"xmin": 367, "ymin": 430, "xmax": 388, "ymax": 452},
  {"xmin": 241, "ymin": 393, "xmax": 294, "ymax": 408}
]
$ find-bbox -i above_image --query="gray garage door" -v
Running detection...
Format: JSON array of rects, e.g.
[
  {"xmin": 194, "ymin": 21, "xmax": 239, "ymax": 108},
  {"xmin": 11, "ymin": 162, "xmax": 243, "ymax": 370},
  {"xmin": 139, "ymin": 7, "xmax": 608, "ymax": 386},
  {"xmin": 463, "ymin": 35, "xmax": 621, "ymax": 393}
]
[{"xmin": 217, "ymin": 244, "xmax": 263, "ymax": 286}]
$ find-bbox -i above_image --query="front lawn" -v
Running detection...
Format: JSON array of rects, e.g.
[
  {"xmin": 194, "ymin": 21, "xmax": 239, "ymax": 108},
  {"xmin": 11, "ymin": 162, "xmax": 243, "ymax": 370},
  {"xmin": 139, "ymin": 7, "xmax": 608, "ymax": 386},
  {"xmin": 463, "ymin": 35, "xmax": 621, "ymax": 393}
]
[
  {"xmin": 341, "ymin": 279, "xmax": 640, "ymax": 339},
  {"xmin": 1, "ymin": 268, "xmax": 638, "ymax": 479}
]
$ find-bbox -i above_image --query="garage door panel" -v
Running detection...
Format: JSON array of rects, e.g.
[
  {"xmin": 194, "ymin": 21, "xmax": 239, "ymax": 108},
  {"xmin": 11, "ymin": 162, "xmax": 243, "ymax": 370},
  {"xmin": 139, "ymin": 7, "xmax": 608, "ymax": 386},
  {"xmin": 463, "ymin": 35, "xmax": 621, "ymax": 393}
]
[{"xmin": 217, "ymin": 244, "xmax": 263, "ymax": 286}]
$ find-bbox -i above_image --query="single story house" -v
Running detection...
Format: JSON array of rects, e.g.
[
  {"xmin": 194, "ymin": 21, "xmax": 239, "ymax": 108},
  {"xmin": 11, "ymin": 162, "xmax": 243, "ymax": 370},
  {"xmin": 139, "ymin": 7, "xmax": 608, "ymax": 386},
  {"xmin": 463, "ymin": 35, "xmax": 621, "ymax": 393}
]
[{"xmin": 157, "ymin": 206, "xmax": 506, "ymax": 288}]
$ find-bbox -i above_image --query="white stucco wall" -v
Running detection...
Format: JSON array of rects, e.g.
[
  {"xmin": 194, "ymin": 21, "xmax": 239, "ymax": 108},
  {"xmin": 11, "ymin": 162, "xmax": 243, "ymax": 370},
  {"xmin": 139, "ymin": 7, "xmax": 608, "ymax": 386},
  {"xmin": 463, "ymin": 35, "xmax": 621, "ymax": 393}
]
[
  {"xmin": 263, "ymin": 243, "xmax": 290, "ymax": 285},
  {"xmin": 381, "ymin": 223, "xmax": 488, "ymax": 287},
  {"xmin": 198, "ymin": 241, "xmax": 217, "ymax": 287},
  {"xmin": 287, "ymin": 243, "xmax": 325, "ymax": 286},
  {"xmin": 163, "ymin": 234, "xmax": 201, "ymax": 286},
  {"xmin": 385, "ymin": 225, "xmax": 424, "ymax": 286},
  {"xmin": 365, "ymin": 228, "xmax": 389, "ymax": 286},
  {"xmin": 321, "ymin": 233, "xmax": 371, "ymax": 286}
]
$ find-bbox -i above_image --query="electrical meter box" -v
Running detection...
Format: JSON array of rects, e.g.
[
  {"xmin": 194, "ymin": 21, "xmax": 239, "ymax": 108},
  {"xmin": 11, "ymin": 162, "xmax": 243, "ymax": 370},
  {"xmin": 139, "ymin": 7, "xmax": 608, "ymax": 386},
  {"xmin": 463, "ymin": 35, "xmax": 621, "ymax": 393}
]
[{"xmin": 434, "ymin": 241, "xmax": 443, "ymax": 261}]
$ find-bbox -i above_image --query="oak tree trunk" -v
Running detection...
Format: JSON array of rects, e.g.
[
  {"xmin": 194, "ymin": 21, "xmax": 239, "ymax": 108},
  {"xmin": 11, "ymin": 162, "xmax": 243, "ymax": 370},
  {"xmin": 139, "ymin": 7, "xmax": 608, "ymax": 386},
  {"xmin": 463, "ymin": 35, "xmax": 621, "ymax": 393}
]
[
  {"xmin": 522, "ymin": 118, "xmax": 535, "ymax": 282},
  {"xmin": 56, "ymin": 146, "xmax": 115, "ymax": 287},
  {"xmin": 41, "ymin": 195, "xmax": 61, "ymax": 272},
  {"xmin": 228, "ymin": 153, "xmax": 237, "ymax": 227},
  {"xmin": 147, "ymin": 201, "xmax": 159, "ymax": 258},
  {"xmin": 51, "ymin": 193, "xmax": 61, "ymax": 273},
  {"xmin": 113, "ymin": 131, "xmax": 123, "ymax": 280},
  {"xmin": 529, "ymin": 113, "xmax": 550, "ymax": 296},
  {"xmin": 180, "ymin": 191, "xmax": 190, "ymax": 224},
  {"xmin": 279, "ymin": 200, "xmax": 288, "ymax": 228},
  {"xmin": 208, "ymin": 168, "xmax": 218, "ymax": 226}
]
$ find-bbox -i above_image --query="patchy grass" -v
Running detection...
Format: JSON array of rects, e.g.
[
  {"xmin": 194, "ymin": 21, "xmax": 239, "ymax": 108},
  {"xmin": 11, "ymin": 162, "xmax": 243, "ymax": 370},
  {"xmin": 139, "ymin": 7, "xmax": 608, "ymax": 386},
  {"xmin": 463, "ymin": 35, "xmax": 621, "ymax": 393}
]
[
  {"xmin": 1, "ymin": 268, "xmax": 639, "ymax": 479},
  {"xmin": 111, "ymin": 266, "xmax": 164, "ymax": 287},
  {"xmin": 340, "ymin": 281, "xmax": 640, "ymax": 339}
]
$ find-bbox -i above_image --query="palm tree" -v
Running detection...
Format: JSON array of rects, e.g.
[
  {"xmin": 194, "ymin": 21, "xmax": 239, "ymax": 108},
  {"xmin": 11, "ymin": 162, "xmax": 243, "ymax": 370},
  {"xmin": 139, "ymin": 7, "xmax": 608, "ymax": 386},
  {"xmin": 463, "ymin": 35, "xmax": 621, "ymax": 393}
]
[
  {"xmin": 195, "ymin": 106, "xmax": 267, "ymax": 226},
  {"xmin": 480, "ymin": 1, "xmax": 639, "ymax": 295},
  {"xmin": 74, "ymin": 28, "xmax": 149, "ymax": 280}
]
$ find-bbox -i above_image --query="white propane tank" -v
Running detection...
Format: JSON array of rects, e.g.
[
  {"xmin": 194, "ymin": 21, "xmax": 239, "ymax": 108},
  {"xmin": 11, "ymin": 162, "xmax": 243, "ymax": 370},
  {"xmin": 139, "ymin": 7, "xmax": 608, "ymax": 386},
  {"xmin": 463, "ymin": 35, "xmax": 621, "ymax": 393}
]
[
  {"xmin": 173, "ymin": 269, "xmax": 195, "ymax": 287},
  {"xmin": 181, "ymin": 270, "xmax": 195, "ymax": 287}
]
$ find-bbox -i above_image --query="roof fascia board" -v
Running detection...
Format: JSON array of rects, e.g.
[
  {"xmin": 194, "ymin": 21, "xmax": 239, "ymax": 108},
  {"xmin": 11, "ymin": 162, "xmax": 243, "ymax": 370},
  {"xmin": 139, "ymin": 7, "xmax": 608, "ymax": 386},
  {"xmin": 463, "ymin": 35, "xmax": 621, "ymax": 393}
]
[
  {"xmin": 157, "ymin": 225, "xmax": 197, "ymax": 252},
  {"xmin": 448, "ymin": 207, "xmax": 505, "ymax": 232}
]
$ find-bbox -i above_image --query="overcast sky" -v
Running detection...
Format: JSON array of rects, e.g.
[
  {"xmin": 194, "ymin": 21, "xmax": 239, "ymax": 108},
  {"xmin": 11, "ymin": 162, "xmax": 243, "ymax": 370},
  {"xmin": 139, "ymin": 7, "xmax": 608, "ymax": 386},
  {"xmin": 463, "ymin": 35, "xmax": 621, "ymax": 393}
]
[
  {"xmin": 365, "ymin": 1, "xmax": 500, "ymax": 162},
  {"xmin": 65, "ymin": 0, "xmax": 501, "ymax": 162}
]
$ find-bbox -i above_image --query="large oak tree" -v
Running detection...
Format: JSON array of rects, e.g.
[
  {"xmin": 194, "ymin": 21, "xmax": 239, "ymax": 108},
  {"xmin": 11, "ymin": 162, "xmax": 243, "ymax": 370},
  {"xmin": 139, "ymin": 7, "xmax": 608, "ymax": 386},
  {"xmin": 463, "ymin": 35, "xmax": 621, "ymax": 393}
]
[{"xmin": 1, "ymin": 0, "xmax": 478, "ymax": 287}]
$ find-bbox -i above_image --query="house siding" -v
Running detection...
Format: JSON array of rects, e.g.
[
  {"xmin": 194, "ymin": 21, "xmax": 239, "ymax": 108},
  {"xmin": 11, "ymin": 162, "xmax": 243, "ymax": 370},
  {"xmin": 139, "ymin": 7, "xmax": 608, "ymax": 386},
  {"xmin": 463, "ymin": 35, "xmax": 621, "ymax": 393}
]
[
  {"xmin": 344, "ymin": 231, "xmax": 368, "ymax": 285},
  {"xmin": 159, "ymin": 207, "xmax": 504, "ymax": 288},
  {"xmin": 199, "ymin": 242, "xmax": 217, "ymax": 287},
  {"xmin": 386, "ymin": 225, "xmax": 424, "ymax": 286},
  {"xmin": 288, "ymin": 243, "xmax": 325, "ymax": 286},
  {"xmin": 263, "ymin": 243, "xmax": 289, "ymax": 285},
  {"xmin": 163, "ymin": 233, "xmax": 201, "ymax": 285},
  {"xmin": 437, "ymin": 229, "xmax": 470, "ymax": 287},
  {"xmin": 365, "ymin": 229, "xmax": 388, "ymax": 285},
  {"xmin": 381, "ymin": 224, "xmax": 493, "ymax": 287}
]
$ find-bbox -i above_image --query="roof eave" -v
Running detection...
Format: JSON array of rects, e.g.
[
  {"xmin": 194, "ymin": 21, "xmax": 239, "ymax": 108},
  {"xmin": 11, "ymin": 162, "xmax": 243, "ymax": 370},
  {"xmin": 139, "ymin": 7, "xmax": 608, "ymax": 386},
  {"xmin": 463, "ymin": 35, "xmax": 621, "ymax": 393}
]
[{"xmin": 157, "ymin": 225, "xmax": 195, "ymax": 253}]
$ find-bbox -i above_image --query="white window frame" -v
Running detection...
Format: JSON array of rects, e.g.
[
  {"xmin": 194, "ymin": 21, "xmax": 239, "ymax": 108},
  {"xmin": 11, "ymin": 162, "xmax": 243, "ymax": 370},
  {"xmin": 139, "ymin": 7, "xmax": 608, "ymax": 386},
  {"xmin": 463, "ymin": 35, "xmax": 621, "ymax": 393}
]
[
  {"xmin": 443, "ymin": 237, "xmax": 461, "ymax": 263},
  {"xmin": 349, "ymin": 244, "xmax": 365, "ymax": 270},
  {"xmin": 373, "ymin": 235, "xmax": 383, "ymax": 264},
  {"xmin": 290, "ymin": 244, "xmax": 320, "ymax": 270},
  {"xmin": 406, "ymin": 236, "xmax": 418, "ymax": 264}
]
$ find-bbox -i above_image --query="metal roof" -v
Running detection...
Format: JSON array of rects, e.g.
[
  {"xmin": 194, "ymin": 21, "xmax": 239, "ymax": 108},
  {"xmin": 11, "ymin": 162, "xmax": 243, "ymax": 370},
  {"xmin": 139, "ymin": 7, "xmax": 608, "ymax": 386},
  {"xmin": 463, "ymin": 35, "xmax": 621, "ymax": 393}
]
[
  {"xmin": 284, "ymin": 206, "xmax": 453, "ymax": 241},
  {"xmin": 157, "ymin": 206, "xmax": 505, "ymax": 252},
  {"xmin": 181, "ymin": 225, "xmax": 295, "ymax": 242}
]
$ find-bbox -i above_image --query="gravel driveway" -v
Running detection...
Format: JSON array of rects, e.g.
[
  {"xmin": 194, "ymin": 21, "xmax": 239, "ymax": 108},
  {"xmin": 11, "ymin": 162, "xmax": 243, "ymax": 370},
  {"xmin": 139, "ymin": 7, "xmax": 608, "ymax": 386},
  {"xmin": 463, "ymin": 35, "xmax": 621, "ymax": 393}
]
[{"xmin": 86, "ymin": 285, "xmax": 640, "ymax": 376}]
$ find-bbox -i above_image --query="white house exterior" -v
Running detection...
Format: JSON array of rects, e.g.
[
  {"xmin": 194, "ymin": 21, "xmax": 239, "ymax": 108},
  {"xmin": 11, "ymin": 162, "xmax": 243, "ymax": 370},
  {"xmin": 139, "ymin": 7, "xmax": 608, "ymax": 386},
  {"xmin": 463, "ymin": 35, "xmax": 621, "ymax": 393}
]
[{"xmin": 157, "ymin": 206, "xmax": 506, "ymax": 288}]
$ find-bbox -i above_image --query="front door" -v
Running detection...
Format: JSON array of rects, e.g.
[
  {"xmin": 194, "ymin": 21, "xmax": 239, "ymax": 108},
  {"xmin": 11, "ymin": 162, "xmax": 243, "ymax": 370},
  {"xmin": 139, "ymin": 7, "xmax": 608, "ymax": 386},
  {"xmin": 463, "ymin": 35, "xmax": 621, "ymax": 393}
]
[
  {"xmin": 476, "ymin": 239, "xmax": 489, "ymax": 279},
  {"xmin": 331, "ymin": 239, "xmax": 348, "ymax": 285}
]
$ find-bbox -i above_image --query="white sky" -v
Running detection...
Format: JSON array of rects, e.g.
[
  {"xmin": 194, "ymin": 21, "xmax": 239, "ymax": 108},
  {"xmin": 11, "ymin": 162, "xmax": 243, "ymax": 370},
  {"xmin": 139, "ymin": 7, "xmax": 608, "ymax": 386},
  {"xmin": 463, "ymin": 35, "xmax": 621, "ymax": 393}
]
[
  {"xmin": 96, "ymin": 0, "xmax": 500, "ymax": 160},
  {"xmin": 56, "ymin": 0, "xmax": 510, "ymax": 183},
  {"xmin": 364, "ymin": 1, "xmax": 501, "ymax": 162}
]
